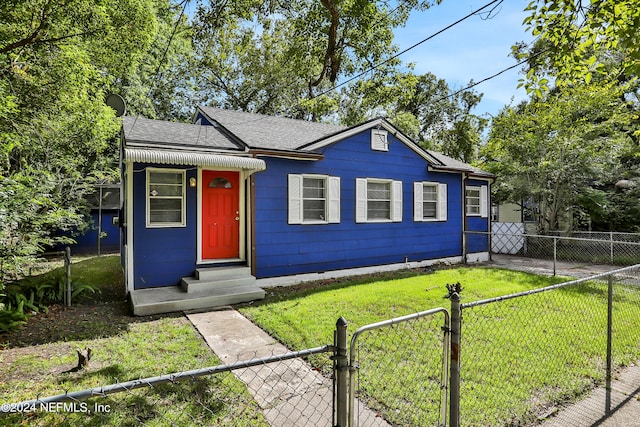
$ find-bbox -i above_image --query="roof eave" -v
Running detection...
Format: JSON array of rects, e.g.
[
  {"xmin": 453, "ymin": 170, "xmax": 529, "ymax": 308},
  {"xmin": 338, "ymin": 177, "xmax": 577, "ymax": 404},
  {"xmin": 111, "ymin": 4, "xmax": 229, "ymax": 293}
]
[
  {"xmin": 248, "ymin": 148, "xmax": 324, "ymax": 161},
  {"xmin": 429, "ymin": 164, "xmax": 495, "ymax": 180}
]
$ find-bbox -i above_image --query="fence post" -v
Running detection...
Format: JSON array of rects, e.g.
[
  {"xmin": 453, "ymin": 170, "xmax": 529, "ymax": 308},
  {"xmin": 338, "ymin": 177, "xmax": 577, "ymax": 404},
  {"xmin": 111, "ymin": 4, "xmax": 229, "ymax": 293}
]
[
  {"xmin": 610, "ymin": 231, "xmax": 614, "ymax": 264},
  {"xmin": 334, "ymin": 317, "xmax": 348, "ymax": 427},
  {"xmin": 449, "ymin": 291, "xmax": 461, "ymax": 427},
  {"xmin": 65, "ymin": 247, "xmax": 71, "ymax": 308},
  {"xmin": 553, "ymin": 237, "xmax": 557, "ymax": 276},
  {"xmin": 605, "ymin": 274, "xmax": 613, "ymax": 413}
]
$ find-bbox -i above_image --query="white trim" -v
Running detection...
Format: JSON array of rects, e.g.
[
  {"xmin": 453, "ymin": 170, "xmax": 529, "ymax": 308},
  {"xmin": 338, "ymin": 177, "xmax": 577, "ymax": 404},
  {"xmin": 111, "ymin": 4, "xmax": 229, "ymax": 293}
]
[
  {"xmin": 125, "ymin": 148, "xmax": 266, "ymax": 172},
  {"xmin": 355, "ymin": 178, "xmax": 367, "ymax": 223},
  {"xmin": 146, "ymin": 168, "xmax": 186, "ymax": 228},
  {"xmin": 197, "ymin": 168, "xmax": 203, "ymax": 262},
  {"xmin": 413, "ymin": 181, "xmax": 423, "ymax": 221},
  {"xmin": 257, "ymin": 256, "xmax": 464, "ymax": 288},
  {"xmin": 480, "ymin": 185, "xmax": 488, "ymax": 218},
  {"xmin": 287, "ymin": 174, "xmax": 304, "ymax": 224},
  {"xmin": 288, "ymin": 174, "xmax": 340, "ymax": 225},
  {"xmin": 438, "ymin": 183, "xmax": 448, "ymax": 221},
  {"xmin": 303, "ymin": 118, "xmax": 442, "ymax": 164},
  {"xmin": 466, "ymin": 185, "xmax": 488, "ymax": 218},
  {"xmin": 391, "ymin": 180, "xmax": 403, "ymax": 222},
  {"xmin": 465, "ymin": 185, "xmax": 482, "ymax": 217},
  {"xmin": 327, "ymin": 176, "xmax": 341, "ymax": 223},
  {"xmin": 125, "ymin": 161, "xmax": 134, "ymax": 292}
]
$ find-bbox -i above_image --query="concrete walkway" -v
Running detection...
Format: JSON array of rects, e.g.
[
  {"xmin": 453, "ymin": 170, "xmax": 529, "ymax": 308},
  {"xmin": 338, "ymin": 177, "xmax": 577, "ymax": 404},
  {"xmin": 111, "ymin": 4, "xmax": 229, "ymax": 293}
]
[
  {"xmin": 538, "ymin": 363, "xmax": 640, "ymax": 427},
  {"xmin": 489, "ymin": 254, "xmax": 620, "ymax": 278},
  {"xmin": 187, "ymin": 308, "xmax": 388, "ymax": 427}
]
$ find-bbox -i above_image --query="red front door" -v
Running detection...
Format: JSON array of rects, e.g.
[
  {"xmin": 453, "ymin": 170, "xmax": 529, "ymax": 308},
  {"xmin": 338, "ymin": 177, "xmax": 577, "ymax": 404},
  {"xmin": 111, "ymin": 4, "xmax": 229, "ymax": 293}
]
[{"xmin": 202, "ymin": 170, "xmax": 240, "ymax": 259}]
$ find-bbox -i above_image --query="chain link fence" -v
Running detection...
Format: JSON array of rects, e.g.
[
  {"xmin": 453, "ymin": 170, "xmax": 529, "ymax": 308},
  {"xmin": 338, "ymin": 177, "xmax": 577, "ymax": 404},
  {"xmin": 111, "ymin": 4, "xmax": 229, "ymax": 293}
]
[
  {"xmin": 5, "ymin": 261, "xmax": 640, "ymax": 427},
  {"xmin": 450, "ymin": 264, "xmax": 640, "ymax": 427},
  {"xmin": 1, "ymin": 345, "xmax": 336, "ymax": 426},
  {"xmin": 349, "ymin": 308, "xmax": 450, "ymax": 427},
  {"xmin": 469, "ymin": 229, "xmax": 640, "ymax": 277}
]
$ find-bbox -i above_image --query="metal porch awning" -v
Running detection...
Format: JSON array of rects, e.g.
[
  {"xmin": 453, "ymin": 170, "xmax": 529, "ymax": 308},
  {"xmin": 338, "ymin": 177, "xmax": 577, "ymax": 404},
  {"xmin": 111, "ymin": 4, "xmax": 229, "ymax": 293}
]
[{"xmin": 124, "ymin": 148, "xmax": 266, "ymax": 171}]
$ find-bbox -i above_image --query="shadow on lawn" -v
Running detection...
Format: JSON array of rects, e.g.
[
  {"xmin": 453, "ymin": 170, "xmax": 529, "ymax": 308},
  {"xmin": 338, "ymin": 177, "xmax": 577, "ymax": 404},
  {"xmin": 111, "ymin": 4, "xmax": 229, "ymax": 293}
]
[
  {"xmin": 0, "ymin": 300, "xmax": 182, "ymax": 349},
  {"xmin": 244, "ymin": 268, "xmax": 436, "ymax": 307}
]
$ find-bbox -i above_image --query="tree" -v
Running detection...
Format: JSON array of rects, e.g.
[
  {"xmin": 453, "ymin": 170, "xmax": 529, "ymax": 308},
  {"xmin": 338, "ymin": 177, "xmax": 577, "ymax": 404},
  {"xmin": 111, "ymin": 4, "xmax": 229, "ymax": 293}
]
[
  {"xmin": 191, "ymin": 0, "xmax": 441, "ymax": 118},
  {"xmin": 483, "ymin": 82, "xmax": 636, "ymax": 231},
  {"xmin": 110, "ymin": 0, "xmax": 198, "ymax": 121},
  {"xmin": 339, "ymin": 70, "xmax": 487, "ymax": 162},
  {"xmin": 0, "ymin": 0, "xmax": 158, "ymax": 281},
  {"xmin": 518, "ymin": 0, "xmax": 640, "ymax": 92}
]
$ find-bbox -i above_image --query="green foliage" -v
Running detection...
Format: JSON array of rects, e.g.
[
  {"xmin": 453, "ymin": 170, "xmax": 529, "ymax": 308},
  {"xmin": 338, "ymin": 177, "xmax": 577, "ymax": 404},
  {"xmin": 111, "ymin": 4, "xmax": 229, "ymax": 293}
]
[
  {"xmin": 338, "ymin": 70, "xmax": 487, "ymax": 161},
  {"xmin": 0, "ymin": 0, "xmax": 176, "ymax": 297},
  {"xmin": 483, "ymin": 81, "xmax": 639, "ymax": 231},
  {"xmin": 1, "ymin": 271, "xmax": 99, "ymax": 332},
  {"xmin": 192, "ymin": 0, "xmax": 442, "ymax": 118},
  {"xmin": 518, "ymin": 0, "xmax": 640, "ymax": 91}
]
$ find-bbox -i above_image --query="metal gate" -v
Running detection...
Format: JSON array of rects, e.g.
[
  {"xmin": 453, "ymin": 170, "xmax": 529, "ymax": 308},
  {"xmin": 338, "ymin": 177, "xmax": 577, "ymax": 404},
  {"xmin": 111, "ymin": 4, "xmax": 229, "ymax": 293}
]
[{"xmin": 348, "ymin": 308, "xmax": 450, "ymax": 427}]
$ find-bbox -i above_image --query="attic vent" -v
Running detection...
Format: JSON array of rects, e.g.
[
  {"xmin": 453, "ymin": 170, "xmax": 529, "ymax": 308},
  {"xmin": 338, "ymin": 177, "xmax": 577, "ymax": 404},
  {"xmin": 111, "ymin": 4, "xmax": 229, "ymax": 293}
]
[{"xmin": 371, "ymin": 129, "xmax": 388, "ymax": 151}]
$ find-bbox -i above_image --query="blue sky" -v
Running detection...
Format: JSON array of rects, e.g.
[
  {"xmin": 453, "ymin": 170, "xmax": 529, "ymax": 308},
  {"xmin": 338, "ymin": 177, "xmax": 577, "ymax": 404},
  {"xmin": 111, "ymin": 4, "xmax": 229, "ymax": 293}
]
[{"xmin": 393, "ymin": 0, "xmax": 534, "ymax": 118}]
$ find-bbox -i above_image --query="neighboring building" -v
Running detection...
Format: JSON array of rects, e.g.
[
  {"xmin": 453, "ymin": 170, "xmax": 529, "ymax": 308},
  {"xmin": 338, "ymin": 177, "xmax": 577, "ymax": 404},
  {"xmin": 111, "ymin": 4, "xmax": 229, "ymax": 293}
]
[
  {"xmin": 492, "ymin": 202, "xmax": 522, "ymax": 224},
  {"xmin": 121, "ymin": 108, "xmax": 494, "ymax": 314},
  {"xmin": 58, "ymin": 184, "xmax": 120, "ymax": 255}
]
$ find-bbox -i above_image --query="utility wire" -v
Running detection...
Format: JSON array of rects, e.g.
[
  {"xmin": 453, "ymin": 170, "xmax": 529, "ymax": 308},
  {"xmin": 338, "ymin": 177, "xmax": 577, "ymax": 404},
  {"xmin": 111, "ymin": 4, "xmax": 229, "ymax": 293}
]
[
  {"xmin": 148, "ymin": 0, "xmax": 190, "ymax": 99},
  {"xmin": 312, "ymin": 0, "xmax": 504, "ymax": 98}
]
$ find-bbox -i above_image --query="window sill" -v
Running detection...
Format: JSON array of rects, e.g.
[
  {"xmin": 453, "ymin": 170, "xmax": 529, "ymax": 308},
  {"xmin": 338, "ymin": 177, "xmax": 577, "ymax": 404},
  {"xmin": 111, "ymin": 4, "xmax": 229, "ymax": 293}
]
[{"xmin": 146, "ymin": 223, "xmax": 186, "ymax": 228}]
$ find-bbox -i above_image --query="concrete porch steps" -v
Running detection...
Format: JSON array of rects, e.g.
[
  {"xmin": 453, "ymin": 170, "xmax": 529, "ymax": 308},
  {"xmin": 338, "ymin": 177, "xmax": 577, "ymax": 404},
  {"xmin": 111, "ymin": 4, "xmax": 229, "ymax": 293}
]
[
  {"xmin": 130, "ymin": 266, "xmax": 264, "ymax": 316},
  {"xmin": 181, "ymin": 266, "xmax": 256, "ymax": 293}
]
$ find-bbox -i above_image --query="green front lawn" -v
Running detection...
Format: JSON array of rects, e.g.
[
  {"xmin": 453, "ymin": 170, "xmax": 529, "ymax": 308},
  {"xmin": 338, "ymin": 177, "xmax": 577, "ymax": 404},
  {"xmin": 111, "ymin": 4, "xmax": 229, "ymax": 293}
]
[{"xmin": 240, "ymin": 267, "xmax": 640, "ymax": 426}]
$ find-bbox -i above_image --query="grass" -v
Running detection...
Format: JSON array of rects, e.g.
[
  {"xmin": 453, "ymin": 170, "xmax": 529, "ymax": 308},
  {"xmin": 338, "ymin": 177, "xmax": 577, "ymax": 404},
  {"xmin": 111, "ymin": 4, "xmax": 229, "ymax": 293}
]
[
  {"xmin": 239, "ymin": 267, "xmax": 640, "ymax": 427},
  {"xmin": 5, "ymin": 259, "xmax": 639, "ymax": 426},
  {"xmin": 240, "ymin": 267, "xmax": 568, "ymax": 350},
  {"xmin": 0, "ymin": 255, "xmax": 269, "ymax": 427}
]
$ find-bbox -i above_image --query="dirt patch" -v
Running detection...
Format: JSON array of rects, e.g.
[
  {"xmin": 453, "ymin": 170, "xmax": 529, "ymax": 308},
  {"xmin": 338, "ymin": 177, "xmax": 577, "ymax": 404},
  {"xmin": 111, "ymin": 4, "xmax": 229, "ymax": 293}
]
[{"xmin": 0, "ymin": 301, "xmax": 178, "ymax": 349}]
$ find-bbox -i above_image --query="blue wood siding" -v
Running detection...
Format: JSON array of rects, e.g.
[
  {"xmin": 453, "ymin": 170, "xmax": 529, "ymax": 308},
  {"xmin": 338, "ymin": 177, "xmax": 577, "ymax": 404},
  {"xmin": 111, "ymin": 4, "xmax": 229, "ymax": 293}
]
[
  {"xmin": 58, "ymin": 211, "xmax": 120, "ymax": 254},
  {"xmin": 130, "ymin": 163, "xmax": 198, "ymax": 289},
  {"xmin": 253, "ymin": 130, "xmax": 466, "ymax": 278}
]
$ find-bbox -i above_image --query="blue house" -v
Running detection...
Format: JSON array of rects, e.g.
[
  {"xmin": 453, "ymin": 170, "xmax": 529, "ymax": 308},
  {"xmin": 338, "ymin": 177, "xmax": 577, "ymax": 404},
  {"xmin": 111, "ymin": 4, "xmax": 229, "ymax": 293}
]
[{"xmin": 121, "ymin": 108, "xmax": 493, "ymax": 315}]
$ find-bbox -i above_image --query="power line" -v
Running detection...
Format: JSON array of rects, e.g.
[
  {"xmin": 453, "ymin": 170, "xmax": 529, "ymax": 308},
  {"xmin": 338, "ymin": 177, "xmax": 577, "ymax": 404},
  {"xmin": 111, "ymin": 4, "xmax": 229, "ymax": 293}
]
[
  {"xmin": 313, "ymin": 0, "xmax": 504, "ymax": 98},
  {"xmin": 148, "ymin": 0, "xmax": 190, "ymax": 98}
]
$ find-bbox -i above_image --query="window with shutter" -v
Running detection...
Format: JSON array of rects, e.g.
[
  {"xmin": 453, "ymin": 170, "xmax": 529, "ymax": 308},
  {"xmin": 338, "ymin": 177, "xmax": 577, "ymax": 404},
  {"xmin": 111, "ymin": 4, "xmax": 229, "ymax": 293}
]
[
  {"xmin": 356, "ymin": 178, "xmax": 402, "ymax": 223},
  {"xmin": 414, "ymin": 182, "xmax": 447, "ymax": 221},
  {"xmin": 288, "ymin": 174, "xmax": 340, "ymax": 224}
]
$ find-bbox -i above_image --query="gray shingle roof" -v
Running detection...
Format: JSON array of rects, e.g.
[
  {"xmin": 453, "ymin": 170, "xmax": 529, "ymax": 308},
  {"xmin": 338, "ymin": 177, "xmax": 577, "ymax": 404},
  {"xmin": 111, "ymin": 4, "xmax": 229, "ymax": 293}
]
[
  {"xmin": 426, "ymin": 150, "xmax": 494, "ymax": 178},
  {"xmin": 121, "ymin": 110, "xmax": 493, "ymax": 179},
  {"xmin": 122, "ymin": 116, "xmax": 241, "ymax": 151},
  {"xmin": 197, "ymin": 106, "xmax": 348, "ymax": 151}
]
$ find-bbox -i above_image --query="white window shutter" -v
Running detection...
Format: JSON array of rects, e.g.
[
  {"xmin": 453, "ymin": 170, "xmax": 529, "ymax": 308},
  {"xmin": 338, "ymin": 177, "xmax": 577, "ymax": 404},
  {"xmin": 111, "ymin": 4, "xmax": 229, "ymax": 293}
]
[
  {"xmin": 480, "ymin": 185, "xmax": 488, "ymax": 218},
  {"xmin": 438, "ymin": 183, "xmax": 448, "ymax": 221},
  {"xmin": 355, "ymin": 178, "xmax": 367, "ymax": 223},
  {"xmin": 288, "ymin": 174, "xmax": 303, "ymax": 224},
  {"xmin": 392, "ymin": 180, "xmax": 403, "ymax": 222},
  {"xmin": 327, "ymin": 176, "xmax": 341, "ymax": 223},
  {"xmin": 413, "ymin": 182, "xmax": 423, "ymax": 222}
]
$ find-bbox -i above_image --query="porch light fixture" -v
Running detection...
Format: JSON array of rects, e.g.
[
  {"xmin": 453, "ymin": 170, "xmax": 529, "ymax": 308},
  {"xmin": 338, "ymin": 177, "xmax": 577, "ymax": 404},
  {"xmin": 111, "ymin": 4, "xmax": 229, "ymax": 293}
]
[{"xmin": 189, "ymin": 177, "xmax": 197, "ymax": 188}]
